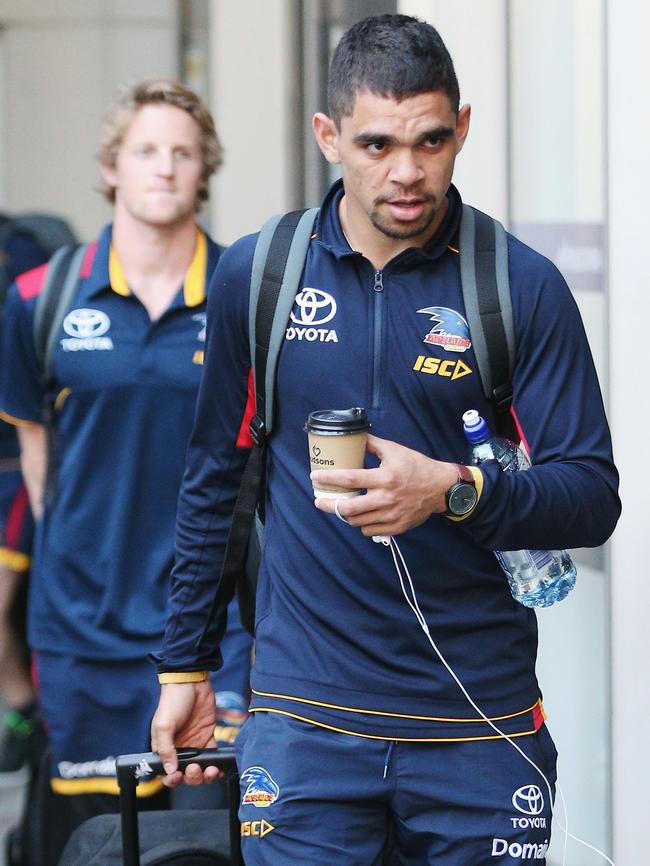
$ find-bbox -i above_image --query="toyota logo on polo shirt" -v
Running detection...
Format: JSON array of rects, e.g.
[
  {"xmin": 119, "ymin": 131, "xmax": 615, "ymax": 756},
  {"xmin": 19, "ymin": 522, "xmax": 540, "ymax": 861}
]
[
  {"xmin": 512, "ymin": 785, "xmax": 544, "ymax": 816},
  {"xmin": 63, "ymin": 308, "xmax": 111, "ymax": 339},
  {"xmin": 290, "ymin": 289, "xmax": 337, "ymax": 326}
]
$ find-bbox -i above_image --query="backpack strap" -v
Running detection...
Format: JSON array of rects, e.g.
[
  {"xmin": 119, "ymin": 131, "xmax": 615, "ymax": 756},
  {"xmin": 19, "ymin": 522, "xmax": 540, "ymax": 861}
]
[
  {"xmin": 34, "ymin": 244, "xmax": 87, "ymax": 381},
  {"xmin": 32, "ymin": 243, "xmax": 87, "ymax": 505},
  {"xmin": 195, "ymin": 208, "xmax": 318, "ymax": 641},
  {"xmin": 248, "ymin": 208, "xmax": 319, "ymax": 441},
  {"xmin": 459, "ymin": 204, "xmax": 515, "ymax": 436}
]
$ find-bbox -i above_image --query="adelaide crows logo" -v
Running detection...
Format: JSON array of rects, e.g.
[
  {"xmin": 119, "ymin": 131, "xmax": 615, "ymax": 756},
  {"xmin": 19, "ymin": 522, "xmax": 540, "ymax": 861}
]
[
  {"xmin": 417, "ymin": 306, "xmax": 471, "ymax": 352},
  {"xmin": 240, "ymin": 766, "xmax": 280, "ymax": 807}
]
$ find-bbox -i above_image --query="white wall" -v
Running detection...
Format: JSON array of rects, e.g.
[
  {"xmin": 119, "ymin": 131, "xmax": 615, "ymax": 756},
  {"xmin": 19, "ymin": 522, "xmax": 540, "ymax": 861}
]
[
  {"xmin": 0, "ymin": 0, "xmax": 179, "ymax": 239},
  {"xmin": 510, "ymin": 0, "xmax": 604, "ymax": 224},
  {"xmin": 607, "ymin": 1, "xmax": 650, "ymax": 863},
  {"xmin": 209, "ymin": 0, "xmax": 299, "ymax": 244}
]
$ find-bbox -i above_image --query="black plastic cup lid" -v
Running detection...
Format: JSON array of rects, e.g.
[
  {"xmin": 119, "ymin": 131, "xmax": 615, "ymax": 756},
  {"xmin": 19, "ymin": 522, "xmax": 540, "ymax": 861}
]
[{"xmin": 305, "ymin": 407, "xmax": 370, "ymax": 434}]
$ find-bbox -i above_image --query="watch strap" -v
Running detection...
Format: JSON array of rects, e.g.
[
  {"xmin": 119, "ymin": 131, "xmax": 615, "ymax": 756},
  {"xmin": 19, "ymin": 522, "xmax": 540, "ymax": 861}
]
[
  {"xmin": 455, "ymin": 463, "xmax": 474, "ymax": 484},
  {"xmin": 445, "ymin": 464, "xmax": 483, "ymax": 521}
]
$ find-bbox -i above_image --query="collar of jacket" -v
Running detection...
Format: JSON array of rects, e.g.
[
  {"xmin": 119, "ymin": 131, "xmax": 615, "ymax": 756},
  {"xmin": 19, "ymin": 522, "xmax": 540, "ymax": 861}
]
[{"xmin": 312, "ymin": 178, "xmax": 463, "ymax": 267}]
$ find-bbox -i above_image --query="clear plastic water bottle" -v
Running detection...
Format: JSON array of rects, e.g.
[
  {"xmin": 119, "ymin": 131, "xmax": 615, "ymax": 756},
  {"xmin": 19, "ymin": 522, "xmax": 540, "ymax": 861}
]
[{"xmin": 462, "ymin": 409, "xmax": 576, "ymax": 608}]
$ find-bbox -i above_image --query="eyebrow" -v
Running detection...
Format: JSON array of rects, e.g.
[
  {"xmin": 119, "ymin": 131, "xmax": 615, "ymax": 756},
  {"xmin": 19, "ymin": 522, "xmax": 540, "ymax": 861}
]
[{"xmin": 352, "ymin": 126, "xmax": 456, "ymax": 147}]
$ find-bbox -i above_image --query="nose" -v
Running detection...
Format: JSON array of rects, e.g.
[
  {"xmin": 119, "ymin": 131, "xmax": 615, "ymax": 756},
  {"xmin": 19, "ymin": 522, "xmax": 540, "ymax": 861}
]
[
  {"xmin": 389, "ymin": 148, "xmax": 425, "ymax": 187},
  {"xmin": 156, "ymin": 148, "xmax": 175, "ymax": 177}
]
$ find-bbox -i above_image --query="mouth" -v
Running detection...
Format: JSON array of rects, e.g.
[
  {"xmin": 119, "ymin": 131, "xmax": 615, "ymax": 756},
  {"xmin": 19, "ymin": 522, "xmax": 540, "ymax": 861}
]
[{"xmin": 379, "ymin": 196, "xmax": 433, "ymax": 223}]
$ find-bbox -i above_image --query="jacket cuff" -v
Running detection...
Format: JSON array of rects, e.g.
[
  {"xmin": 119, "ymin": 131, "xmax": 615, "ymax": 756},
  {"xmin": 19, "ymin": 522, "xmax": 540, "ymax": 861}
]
[{"xmin": 158, "ymin": 671, "xmax": 209, "ymax": 684}]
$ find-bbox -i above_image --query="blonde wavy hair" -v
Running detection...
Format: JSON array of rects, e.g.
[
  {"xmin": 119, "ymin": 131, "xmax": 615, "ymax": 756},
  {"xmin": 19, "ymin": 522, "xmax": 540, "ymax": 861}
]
[{"xmin": 98, "ymin": 79, "xmax": 223, "ymax": 210}]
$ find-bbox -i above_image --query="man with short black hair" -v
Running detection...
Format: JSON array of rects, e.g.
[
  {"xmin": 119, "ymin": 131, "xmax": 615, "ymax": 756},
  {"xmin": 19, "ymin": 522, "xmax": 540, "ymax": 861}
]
[{"xmin": 151, "ymin": 16, "xmax": 619, "ymax": 865}]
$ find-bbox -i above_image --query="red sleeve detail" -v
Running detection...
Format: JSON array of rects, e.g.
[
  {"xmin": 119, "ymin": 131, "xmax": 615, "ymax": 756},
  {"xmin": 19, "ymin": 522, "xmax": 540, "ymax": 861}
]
[
  {"xmin": 532, "ymin": 700, "xmax": 545, "ymax": 731},
  {"xmin": 4, "ymin": 484, "xmax": 29, "ymax": 550},
  {"xmin": 15, "ymin": 242, "xmax": 98, "ymax": 300},
  {"xmin": 236, "ymin": 369, "xmax": 255, "ymax": 449},
  {"xmin": 510, "ymin": 406, "xmax": 530, "ymax": 455},
  {"xmin": 30, "ymin": 653, "xmax": 40, "ymax": 693},
  {"xmin": 16, "ymin": 263, "xmax": 48, "ymax": 300},
  {"xmin": 80, "ymin": 242, "xmax": 98, "ymax": 278}
]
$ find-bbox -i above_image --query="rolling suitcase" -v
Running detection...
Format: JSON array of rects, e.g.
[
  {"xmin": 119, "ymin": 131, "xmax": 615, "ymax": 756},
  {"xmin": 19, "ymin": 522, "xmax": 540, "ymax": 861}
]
[{"xmin": 58, "ymin": 748, "xmax": 243, "ymax": 866}]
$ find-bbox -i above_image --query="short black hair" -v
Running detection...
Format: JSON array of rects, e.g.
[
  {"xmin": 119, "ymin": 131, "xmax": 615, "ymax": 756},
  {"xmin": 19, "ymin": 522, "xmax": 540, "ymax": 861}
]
[{"xmin": 328, "ymin": 14, "xmax": 460, "ymax": 126}]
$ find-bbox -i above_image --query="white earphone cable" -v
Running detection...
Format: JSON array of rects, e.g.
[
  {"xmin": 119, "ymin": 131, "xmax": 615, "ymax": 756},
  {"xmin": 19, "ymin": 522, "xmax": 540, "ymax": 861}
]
[{"xmin": 371, "ymin": 533, "xmax": 615, "ymax": 866}]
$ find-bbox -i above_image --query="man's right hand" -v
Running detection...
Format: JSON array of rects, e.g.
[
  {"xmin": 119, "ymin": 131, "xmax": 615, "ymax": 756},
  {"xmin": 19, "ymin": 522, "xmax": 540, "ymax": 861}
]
[{"xmin": 150, "ymin": 680, "xmax": 219, "ymax": 787}]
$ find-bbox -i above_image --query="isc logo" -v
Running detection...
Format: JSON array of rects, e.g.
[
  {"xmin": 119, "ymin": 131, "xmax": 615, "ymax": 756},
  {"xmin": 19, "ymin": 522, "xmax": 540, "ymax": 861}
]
[
  {"xmin": 240, "ymin": 819, "xmax": 274, "ymax": 838},
  {"xmin": 412, "ymin": 355, "xmax": 472, "ymax": 380}
]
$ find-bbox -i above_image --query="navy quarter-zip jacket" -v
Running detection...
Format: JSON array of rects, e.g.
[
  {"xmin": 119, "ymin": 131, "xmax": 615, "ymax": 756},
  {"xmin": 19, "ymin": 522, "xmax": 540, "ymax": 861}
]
[{"xmin": 157, "ymin": 182, "xmax": 620, "ymax": 741}]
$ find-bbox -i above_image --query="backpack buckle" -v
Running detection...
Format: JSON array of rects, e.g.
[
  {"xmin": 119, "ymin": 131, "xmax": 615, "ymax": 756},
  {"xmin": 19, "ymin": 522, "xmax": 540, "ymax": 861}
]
[
  {"xmin": 492, "ymin": 383, "xmax": 513, "ymax": 411},
  {"xmin": 249, "ymin": 414, "xmax": 267, "ymax": 447}
]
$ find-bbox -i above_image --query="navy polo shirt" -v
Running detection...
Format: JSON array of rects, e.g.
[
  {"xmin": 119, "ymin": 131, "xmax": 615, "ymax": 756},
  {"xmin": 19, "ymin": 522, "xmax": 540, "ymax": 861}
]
[{"xmin": 0, "ymin": 224, "xmax": 222, "ymax": 659}]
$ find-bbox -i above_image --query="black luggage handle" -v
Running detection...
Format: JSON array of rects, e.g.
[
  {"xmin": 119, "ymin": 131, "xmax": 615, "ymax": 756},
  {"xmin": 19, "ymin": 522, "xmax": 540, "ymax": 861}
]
[
  {"xmin": 116, "ymin": 747, "xmax": 241, "ymax": 866},
  {"xmin": 116, "ymin": 747, "xmax": 237, "ymax": 787}
]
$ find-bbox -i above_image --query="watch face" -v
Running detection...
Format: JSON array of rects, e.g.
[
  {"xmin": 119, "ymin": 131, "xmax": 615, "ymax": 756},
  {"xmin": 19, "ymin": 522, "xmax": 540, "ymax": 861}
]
[{"xmin": 447, "ymin": 482, "xmax": 478, "ymax": 516}]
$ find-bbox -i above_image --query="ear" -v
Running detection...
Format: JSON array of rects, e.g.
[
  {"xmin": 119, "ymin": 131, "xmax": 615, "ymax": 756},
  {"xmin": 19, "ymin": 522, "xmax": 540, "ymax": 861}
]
[
  {"xmin": 312, "ymin": 112, "xmax": 341, "ymax": 165},
  {"xmin": 455, "ymin": 103, "xmax": 471, "ymax": 153},
  {"xmin": 100, "ymin": 162, "xmax": 117, "ymax": 191}
]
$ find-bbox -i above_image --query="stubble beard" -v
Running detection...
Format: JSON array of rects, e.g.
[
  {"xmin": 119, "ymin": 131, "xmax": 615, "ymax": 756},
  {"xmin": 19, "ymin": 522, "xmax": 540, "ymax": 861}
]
[{"xmin": 369, "ymin": 196, "xmax": 439, "ymax": 241}]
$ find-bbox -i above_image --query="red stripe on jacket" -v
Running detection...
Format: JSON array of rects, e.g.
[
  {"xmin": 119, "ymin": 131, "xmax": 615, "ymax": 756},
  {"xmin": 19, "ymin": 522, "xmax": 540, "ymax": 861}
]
[
  {"xmin": 15, "ymin": 242, "xmax": 98, "ymax": 300},
  {"xmin": 236, "ymin": 370, "xmax": 255, "ymax": 449},
  {"xmin": 80, "ymin": 242, "xmax": 97, "ymax": 279},
  {"xmin": 511, "ymin": 406, "xmax": 531, "ymax": 456},
  {"xmin": 4, "ymin": 484, "xmax": 29, "ymax": 550},
  {"xmin": 16, "ymin": 263, "xmax": 48, "ymax": 300}
]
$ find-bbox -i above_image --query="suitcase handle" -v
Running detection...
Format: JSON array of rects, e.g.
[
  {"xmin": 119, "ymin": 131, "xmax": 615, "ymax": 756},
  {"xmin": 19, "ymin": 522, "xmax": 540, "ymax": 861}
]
[
  {"xmin": 117, "ymin": 747, "xmax": 241, "ymax": 866},
  {"xmin": 116, "ymin": 746, "xmax": 237, "ymax": 789}
]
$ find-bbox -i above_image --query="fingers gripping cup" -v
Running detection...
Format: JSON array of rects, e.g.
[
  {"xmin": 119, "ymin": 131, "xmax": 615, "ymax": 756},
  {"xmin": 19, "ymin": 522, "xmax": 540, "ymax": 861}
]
[{"xmin": 305, "ymin": 408, "xmax": 370, "ymax": 499}]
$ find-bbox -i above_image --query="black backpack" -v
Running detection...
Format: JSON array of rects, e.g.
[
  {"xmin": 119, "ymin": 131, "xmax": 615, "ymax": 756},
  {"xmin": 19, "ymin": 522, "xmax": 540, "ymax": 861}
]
[
  {"xmin": 206, "ymin": 205, "xmax": 516, "ymax": 637},
  {"xmin": 0, "ymin": 212, "xmax": 77, "ymax": 305}
]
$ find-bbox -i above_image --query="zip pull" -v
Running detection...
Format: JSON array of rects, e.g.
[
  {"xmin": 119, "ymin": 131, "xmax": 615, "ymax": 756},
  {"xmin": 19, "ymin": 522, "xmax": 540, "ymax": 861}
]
[{"xmin": 373, "ymin": 270, "xmax": 384, "ymax": 292}]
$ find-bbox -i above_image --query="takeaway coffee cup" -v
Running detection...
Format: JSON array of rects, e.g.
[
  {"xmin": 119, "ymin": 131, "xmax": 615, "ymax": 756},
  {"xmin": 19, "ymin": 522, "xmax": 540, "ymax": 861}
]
[{"xmin": 305, "ymin": 407, "xmax": 370, "ymax": 498}]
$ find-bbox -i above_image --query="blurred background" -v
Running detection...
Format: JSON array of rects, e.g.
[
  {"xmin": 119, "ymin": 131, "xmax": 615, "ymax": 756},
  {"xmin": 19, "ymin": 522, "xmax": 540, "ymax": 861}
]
[{"xmin": 0, "ymin": 2, "xmax": 646, "ymax": 865}]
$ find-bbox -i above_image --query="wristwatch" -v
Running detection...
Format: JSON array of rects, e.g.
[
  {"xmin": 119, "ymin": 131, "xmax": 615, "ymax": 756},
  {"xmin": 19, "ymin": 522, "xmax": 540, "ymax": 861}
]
[{"xmin": 445, "ymin": 464, "xmax": 478, "ymax": 516}]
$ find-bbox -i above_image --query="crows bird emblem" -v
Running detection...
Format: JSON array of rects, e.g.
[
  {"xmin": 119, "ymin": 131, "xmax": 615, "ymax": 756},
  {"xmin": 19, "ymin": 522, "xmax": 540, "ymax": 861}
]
[
  {"xmin": 417, "ymin": 306, "xmax": 472, "ymax": 352},
  {"xmin": 240, "ymin": 766, "xmax": 280, "ymax": 807}
]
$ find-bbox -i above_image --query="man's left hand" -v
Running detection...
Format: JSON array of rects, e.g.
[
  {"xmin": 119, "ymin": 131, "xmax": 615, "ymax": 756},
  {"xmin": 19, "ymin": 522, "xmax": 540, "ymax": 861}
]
[{"xmin": 311, "ymin": 434, "xmax": 458, "ymax": 537}]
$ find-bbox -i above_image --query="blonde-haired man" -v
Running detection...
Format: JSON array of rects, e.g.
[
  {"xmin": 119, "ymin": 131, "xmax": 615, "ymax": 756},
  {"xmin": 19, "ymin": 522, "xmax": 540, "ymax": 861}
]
[{"xmin": 0, "ymin": 79, "xmax": 251, "ymax": 861}]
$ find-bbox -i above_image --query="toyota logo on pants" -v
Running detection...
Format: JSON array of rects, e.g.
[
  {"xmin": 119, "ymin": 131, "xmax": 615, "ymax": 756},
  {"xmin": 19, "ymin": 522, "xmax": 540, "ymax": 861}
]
[
  {"xmin": 290, "ymin": 289, "xmax": 337, "ymax": 326},
  {"xmin": 512, "ymin": 785, "xmax": 545, "ymax": 815}
]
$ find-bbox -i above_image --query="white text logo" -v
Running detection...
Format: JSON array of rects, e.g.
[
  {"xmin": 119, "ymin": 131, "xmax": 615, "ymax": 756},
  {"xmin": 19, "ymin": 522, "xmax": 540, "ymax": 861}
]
[
  {"xmin": 512, "ymin": 785, "xmax": 544, "ymax": 816},
  {"xmin": 287, "ymin": 289, "xmax": 338, "ymax": 343},
  {"xmin": 290, "ymin": 288, "xmax": 336, "ymax": 326},
  {"xmin": 58, "ymin": 756, "xmax": 116, "ymax": 778},
  {"xmin": 63, "ymin": 308, "xmax": 110, "ymax": 338},
  {"xmin": 61, "ymin": 308, "xmax": 113, "ymax": 352},
  {"xmin": 491, "ymin": 838, "xmax": 549, "ymax": 859}
]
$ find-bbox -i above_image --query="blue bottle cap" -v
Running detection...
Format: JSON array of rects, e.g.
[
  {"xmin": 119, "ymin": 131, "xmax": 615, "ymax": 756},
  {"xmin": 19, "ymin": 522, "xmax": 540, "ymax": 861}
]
[{"xmin": 462, "ymin": 409, "xmax": 491, "ymax": 444}]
